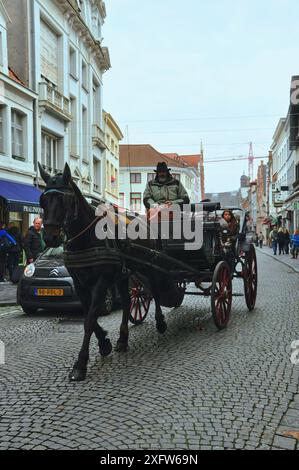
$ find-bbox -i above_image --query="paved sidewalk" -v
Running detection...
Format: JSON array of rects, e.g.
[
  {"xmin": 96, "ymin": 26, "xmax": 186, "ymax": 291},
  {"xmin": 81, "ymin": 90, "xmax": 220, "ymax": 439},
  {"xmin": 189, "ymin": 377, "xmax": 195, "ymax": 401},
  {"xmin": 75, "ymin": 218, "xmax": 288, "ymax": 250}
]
[
  {"xmin": 0, "ymin": 282, "xmax": 18, "ymax": 306},
  {"xmin": 257, "ymin": 245, "xmax": 299, "ymax": 273}
]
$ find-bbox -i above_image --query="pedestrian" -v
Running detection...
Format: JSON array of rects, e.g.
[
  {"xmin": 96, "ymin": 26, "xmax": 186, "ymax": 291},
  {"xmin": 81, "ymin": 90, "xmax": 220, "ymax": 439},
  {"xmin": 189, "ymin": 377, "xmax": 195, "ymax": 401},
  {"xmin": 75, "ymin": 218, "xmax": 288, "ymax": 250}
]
[
  {"xmin": 269, "ymin": 226, "xmax": 278, "ymax": 255},
  {"xmin": 258, "ymin": 232, "xmax": 264, "ymax": 248},
  {"xmin": 24, "ymin": 217, "xmax": 45, "ymax": 264},
  {"xmin": 7, "ymin": 225, "xmax": 23, "ymax": 280},
  {"xmin": 291, "ymin": 230, "xmax": 299, "ymax": 259},
  {"xmin": 0, "ymin": 221, "xmax": 17, "ymax": 282},
  {"xmin": 283, "ymin": 228, "xmax": 290, "ymax": 255},
  {"xmin": 277, "ymin": 228, "xmax": 285, "ymax": 255}
]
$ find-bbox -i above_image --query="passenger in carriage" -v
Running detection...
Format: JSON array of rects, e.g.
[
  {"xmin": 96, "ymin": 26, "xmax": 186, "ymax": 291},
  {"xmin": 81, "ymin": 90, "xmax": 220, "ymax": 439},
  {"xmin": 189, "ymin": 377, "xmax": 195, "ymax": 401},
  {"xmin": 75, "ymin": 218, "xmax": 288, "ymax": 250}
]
[
  {"xmin": 221, "ymin": 210, "xmax": 239, "ymax": 241},
  {"xmin": 143, "ymin": 162, "xmax": 190, "ymax": 212},
  {"xmin": 220, "ymin": 210, "xmax": 239, "ymax": 276}
]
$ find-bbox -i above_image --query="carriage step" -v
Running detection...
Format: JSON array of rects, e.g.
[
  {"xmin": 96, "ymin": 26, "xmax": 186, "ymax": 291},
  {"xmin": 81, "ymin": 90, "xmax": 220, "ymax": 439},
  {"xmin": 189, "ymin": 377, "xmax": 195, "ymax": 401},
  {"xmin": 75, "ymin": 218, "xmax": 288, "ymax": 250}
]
[{"xmin": 232, "ymin": 293, "xmax": 244, "ymax": 297}]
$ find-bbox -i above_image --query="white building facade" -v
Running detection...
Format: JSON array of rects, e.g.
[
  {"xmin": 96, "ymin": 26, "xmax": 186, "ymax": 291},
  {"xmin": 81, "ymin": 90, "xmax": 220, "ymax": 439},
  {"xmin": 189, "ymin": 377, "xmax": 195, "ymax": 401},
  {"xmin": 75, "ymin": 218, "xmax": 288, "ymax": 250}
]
[
  {"xmin": 119, "ymin": 145, "xmax": 198, "ymax": 213},
  {"xmin": 103, "ymin": 111, "xmax": 123, "ymax": 204},
  {"xmin": 4, "ymin": 0, "xmax": 110, "ymax": 204},
  {"xmin": 0, "ymin": 0, "xmax": 39, "ymax": 232},
  {"xmin": 270, "ymin": 112, "xmax": 299, "ymax": 230}
]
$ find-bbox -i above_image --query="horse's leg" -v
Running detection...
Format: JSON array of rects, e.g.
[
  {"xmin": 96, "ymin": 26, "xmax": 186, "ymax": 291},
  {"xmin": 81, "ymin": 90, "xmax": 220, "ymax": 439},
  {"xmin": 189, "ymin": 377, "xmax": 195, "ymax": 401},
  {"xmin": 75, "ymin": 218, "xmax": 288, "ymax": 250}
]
[
  {"xmin": 115, "ymin": 277, "xmax": 131, "ymax": 352},
  {"xmin": 72, "ymin": 275, "xmax": 112, "ymax": 359},
  {"xmin": 69, "ymin": 277, "xmax": 111, "ymax": 382},
  {"xmin": 154, "ymin": 296, "xmax": 167, "ymax": 334}
]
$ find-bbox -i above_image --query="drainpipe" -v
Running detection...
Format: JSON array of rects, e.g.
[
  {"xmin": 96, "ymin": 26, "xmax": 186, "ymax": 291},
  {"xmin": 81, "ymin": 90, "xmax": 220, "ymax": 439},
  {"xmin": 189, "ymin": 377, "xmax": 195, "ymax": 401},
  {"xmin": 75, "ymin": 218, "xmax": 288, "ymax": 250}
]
[{"xmin": 30, "ymin": 0, "xmax": 38, "ymax": 187}]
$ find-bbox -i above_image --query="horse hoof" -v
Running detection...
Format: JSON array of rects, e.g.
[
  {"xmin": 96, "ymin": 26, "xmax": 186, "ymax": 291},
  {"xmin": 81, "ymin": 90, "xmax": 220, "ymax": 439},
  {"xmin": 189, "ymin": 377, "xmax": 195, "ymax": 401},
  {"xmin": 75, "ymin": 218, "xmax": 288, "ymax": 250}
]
[
  {"xmin": 157, "ymin": 321, "xmax": 167, "ymax": 334},
  {"xmin": 115, "ymin": 342, "xmax": 128, "ymax": 353},
  {"xmin": 69, "ymin": 368, "xmax": 86, "ymax": 382},
  {"xmin": 99, "ymin": 338, "xmax": 112, "ymax": 357}
]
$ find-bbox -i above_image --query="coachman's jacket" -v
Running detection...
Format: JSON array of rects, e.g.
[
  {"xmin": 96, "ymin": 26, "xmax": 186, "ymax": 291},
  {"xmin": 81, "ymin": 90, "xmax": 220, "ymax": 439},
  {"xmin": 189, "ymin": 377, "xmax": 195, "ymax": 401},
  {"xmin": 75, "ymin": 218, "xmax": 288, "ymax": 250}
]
[{"xmin": 143, "ymin": 176, "xmax": 190, "ymax": 209}]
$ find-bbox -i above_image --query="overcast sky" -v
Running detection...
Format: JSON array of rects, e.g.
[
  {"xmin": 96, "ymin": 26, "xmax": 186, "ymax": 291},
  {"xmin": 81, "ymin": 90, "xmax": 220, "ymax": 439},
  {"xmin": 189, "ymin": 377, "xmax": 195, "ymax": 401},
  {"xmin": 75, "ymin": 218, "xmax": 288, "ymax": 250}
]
[{"xmin": 103, "ymin": 0, "xmax": 296, "ymax": 192}]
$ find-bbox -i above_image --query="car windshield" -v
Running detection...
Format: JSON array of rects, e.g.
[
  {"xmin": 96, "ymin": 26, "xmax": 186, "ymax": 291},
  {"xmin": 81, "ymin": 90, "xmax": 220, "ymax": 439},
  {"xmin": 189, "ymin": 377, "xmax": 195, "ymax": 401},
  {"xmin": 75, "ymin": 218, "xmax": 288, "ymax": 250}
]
[{"xmin": 40, "ymin": 246, "xmax": 64, "ymax": 259}]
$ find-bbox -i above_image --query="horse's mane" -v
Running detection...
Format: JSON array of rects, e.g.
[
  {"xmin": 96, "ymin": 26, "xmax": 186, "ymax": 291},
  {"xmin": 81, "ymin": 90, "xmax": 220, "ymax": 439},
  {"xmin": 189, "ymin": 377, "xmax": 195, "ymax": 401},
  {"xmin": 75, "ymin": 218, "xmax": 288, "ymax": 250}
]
[{"xmin": 69, "ymin": 178, "xmax": 96, "ymax": 219}]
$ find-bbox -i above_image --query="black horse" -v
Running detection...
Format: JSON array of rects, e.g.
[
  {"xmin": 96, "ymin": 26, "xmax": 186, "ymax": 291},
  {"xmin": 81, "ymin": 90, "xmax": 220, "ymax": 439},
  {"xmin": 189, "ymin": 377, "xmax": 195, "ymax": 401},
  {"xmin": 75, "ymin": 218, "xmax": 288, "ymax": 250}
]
[{"xmin": 39, "ymin": 163, "xmax": 172, "ymax": 381}]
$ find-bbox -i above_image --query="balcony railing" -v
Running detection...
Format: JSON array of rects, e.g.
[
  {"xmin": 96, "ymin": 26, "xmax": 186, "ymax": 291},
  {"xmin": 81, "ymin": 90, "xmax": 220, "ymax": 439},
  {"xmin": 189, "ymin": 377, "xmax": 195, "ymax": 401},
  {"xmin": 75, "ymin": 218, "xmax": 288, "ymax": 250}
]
[
  {"xmin": 92, "ymin": 124, "xmax": 106, "ymax": 149},
  {"xmin": 39, "ymin": 82, "xmax": 71, "ymax": 121}
]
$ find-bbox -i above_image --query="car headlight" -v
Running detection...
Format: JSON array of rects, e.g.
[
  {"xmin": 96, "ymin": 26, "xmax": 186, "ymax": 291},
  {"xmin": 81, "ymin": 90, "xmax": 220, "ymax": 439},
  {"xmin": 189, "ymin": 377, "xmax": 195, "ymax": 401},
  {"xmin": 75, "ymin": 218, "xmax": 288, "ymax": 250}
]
[{"xmin": 24, "ymin": 263, "xmax": 35, "ymax": 278}]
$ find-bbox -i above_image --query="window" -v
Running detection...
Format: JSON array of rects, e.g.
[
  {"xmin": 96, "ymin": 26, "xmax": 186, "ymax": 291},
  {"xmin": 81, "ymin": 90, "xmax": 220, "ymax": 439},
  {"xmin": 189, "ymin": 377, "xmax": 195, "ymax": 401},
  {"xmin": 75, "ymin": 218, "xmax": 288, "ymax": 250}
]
[
  {"xmin": 0, "ymin": 32, "xmax": 3, "ymax": 67},
  {"xmin": 11, "ymin": 110, "xmax": 24, "ymax": 159},
  {"xmin": 69, "ymin": 45, "xmax": 77, "ymax": 79},
  {"xmin": 0, "ymin": 106, "xmax": 4, "ymax": 153},
  {"xmin": 296, "ymin": 163, "xmax": 299, "ymax": 182},
  {"xmin": 130, "ymin": 193, "xmax": 141, "ymax": 212},
  {"xmin": 172, "ymin": 173, "xmax": 180, "ymax": 181},
  {"xmin": 41, "ymin": 131, "xmax": 58, "ymax": 171},
  {"xmin": 110, "ymin": 163, "xmax": 114, "ymax": 192},
  {"xmin": 69, "ymin": 97, "xmax": 77, "ymax": 155},
  {"xmin": 114, "ymin": 169, "xmax": 118, "ymax": 194},
  {"xmin": 82, "ymin": 105, "xmax": 88, "ymax": 160},
  {"xmin": 130, "ymin": 173, "xmax": 141, "ymax": 184},
  {"xmin": 98, "ymin": 20, "xmax": 102, "ymax": 39},
  {"xmin": 93, "ymin": 158, "xmax": 101, "ymax": 192},
  {"xmin": 40, "ymin": 19, "xmax": 59, "ymax": 85},
  {"xmin": 82, "ymin": 60, "xmax": 88, "ymax": 90},
  {"xmin": 147, "ymin": 173, "xmax": 155, "ymax": 182},
  {"xmin": 106, "ymin": 161, "xmax": 110, "ymax": 191},
  {"xmin": 93, "ymin": 78, "xmax": 100, "ymax": 124},
  {"xmin": 78, "ymin": 0, "xmax": 86, "ymax": 20},
  {"xmin": 119, "ymin": 193, "xmax": 125, "ymax": 207}
]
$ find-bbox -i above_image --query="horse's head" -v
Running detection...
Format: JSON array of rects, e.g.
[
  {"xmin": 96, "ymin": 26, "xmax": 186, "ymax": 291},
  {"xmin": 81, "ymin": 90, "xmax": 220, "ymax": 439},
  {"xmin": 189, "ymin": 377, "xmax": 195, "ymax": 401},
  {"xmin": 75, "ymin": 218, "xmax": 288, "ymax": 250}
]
[{"xmin": 39, "ymin": 162, "xmax": 75, "ymax": 247}]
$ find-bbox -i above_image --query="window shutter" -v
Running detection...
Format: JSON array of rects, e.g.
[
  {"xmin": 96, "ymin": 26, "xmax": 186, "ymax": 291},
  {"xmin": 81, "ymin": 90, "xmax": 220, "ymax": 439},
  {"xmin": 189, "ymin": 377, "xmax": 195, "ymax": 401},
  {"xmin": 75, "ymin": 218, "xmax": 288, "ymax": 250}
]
[{"xmin": 40, "ymin": 20, "xmax": 58, "ymax": 85}]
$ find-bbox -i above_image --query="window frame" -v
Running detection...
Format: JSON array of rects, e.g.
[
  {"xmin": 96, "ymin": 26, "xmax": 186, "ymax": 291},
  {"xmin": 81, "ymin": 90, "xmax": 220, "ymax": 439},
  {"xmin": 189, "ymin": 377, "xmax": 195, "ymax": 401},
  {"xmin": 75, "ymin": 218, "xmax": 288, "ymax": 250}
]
[
  {"xmin": 81, "ymin": 59, "xmax": 88, "ymax": 92},
  {"xmin": 11, "ymin": 109, "xmax": 25, "ymax": 160},
  {"xmin": 130, "ymin": 192, "xmax": 141, "ymax": 212},
  {"xmin": 147, "ymin": 173, "xmax": 155, "ymax": 182},
  {"xmin": 130, "ymin": 173, "xmax": 141, "ymax": 184},
  {"xmin": 0, "ymin": 105, "xmax": 5, "ymax": 154},
  {"xmin": 93, "ymin": 157, "xmax": 101, "ymax": 193},
  {"xmin": 69, "ymin": 44, "xmax": 78, "ymax": 80},
  {"xmin": 41, "ymin": 131, "xmax": 59, "ymax": 172}
]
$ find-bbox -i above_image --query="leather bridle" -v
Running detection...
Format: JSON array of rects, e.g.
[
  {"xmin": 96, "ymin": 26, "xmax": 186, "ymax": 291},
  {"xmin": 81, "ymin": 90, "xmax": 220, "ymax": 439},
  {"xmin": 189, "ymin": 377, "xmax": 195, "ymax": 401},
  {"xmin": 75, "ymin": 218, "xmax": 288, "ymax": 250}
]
[{"xmin": 41, "ymin": 188, "xmax": 106, "ymax": 246}]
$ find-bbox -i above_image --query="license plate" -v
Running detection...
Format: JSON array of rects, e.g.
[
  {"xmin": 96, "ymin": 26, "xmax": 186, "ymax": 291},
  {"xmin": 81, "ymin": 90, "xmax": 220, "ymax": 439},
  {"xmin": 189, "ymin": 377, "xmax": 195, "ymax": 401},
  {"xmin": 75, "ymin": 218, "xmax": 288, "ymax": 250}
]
[{"xmin": 34, "ymin": 288, "xmax": 64, "ymax": 296}]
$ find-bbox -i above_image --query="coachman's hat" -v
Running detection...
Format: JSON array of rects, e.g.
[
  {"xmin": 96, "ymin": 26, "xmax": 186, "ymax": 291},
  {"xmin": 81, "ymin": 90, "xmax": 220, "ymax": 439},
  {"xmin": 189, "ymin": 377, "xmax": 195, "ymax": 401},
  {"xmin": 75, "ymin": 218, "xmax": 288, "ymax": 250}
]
[{"xmin": 154, "ymin": 162, "xmax": 171, "ymax": 172}]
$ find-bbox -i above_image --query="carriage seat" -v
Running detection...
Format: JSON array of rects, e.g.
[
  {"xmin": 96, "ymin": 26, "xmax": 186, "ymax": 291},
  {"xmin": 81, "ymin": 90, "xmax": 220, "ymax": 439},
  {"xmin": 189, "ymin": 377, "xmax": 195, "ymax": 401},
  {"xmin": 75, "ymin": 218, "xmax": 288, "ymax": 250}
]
[{"xmin": 190, "ymin": 201, "xmax": 221, "ymax": 213}]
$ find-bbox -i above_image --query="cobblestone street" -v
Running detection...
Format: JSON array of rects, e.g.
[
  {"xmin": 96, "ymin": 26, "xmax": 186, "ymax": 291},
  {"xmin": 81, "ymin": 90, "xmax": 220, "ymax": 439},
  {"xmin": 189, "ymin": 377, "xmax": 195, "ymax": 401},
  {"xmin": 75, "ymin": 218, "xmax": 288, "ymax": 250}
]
[{"xmin": 0, "ymin": 250, "xmax": 299, "ymax": 450}]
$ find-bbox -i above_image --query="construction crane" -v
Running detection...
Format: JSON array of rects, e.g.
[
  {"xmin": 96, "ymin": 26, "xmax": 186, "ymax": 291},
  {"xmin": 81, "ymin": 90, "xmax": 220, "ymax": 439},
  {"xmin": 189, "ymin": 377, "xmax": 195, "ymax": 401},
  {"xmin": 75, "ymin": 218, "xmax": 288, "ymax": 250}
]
[{"xmin": 204, "ymin": 155, "xmax": 267, "ymax": 163}]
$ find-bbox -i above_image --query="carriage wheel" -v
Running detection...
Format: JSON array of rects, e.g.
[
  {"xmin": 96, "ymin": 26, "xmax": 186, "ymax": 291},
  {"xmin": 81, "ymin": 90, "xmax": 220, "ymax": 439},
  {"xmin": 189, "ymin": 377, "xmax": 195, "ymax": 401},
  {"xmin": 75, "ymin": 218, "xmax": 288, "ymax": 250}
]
[
  {"xmin": 129, "ymin": 278, "xmax": 152, "ymax": 325},
  {"xmin": 211, "ymin": 261, "xmax": 232, "ymax": 330},
  {"xmin": 243, "ymin": 245, "xmax": 257, "ymax": 311}
]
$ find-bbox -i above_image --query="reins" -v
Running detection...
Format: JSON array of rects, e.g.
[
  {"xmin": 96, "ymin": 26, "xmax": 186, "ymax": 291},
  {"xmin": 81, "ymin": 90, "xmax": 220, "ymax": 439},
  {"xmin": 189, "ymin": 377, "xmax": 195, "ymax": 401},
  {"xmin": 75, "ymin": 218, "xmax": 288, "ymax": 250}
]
[{"xmin": 65, "ymin": 212, "xmax": 107, "ymax": 246}]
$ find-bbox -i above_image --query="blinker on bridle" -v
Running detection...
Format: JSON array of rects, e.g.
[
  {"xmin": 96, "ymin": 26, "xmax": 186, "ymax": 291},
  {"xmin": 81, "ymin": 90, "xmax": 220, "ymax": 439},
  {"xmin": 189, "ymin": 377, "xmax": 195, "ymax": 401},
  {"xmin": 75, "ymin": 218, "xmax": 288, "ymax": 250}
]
[{"xmin": 41, "ymin": 187, "xmax": 106, "ymax": 246}]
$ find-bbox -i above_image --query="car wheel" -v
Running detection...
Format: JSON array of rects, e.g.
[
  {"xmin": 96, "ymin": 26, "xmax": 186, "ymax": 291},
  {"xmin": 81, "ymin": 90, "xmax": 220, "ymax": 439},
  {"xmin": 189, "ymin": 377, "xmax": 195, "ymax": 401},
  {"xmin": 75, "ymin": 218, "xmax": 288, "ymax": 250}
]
[
  {"xmin": 22, "ymin": 307, "xmax": 37, "ymax": 315},
  {"xmin": 103, "ymin": 288, "xmax": 114, "ymax": 315}
]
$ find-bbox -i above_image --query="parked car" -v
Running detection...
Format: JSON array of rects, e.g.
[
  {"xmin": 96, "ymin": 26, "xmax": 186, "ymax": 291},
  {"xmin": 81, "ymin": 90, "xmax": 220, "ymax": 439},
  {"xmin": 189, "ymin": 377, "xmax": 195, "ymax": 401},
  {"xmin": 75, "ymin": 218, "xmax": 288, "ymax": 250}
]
[{"xmin": 17, "ymin": 246, "xmax": 119, "ymax": 315}]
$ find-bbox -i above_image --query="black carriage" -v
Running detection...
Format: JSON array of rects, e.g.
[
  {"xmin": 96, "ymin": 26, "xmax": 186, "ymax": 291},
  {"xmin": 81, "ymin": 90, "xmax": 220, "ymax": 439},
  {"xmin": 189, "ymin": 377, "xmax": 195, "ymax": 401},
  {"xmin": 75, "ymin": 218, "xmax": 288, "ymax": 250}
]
[
  {"xmin": 39, "ymin": 164, "xmax": 259, "ymax": 381},
  {"xmin": 128, "ymin": 202, "xmax": 257, "ymax": 329}
]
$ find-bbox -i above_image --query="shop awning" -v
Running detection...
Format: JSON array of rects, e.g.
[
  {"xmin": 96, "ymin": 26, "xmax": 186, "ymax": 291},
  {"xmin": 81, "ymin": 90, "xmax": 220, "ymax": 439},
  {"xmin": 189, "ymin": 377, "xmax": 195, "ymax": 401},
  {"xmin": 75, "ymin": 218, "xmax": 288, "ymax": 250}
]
[
  {"xmin": 0, "ymin": 178, "xmax": 42, "ymax": 213},
  {"xmin": 262, "ymin": 215, "xmax": 279, "ymax": 225}
]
